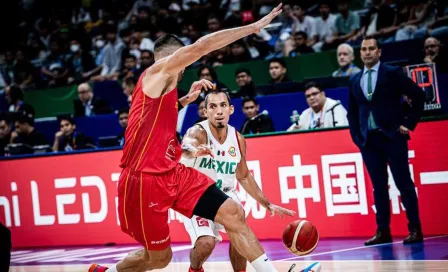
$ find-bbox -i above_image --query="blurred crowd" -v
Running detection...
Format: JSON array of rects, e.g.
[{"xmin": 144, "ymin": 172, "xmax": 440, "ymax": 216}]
[
  {"xmin": 0, "ymin": 0, "xmax": 447, "ymax": 156},
  {"xmin": 0, "ymin": 0, "xmax": 447, "ymax": 90}
]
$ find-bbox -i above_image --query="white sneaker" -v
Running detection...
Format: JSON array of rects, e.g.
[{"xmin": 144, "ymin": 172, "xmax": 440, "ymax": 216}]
[{"xmin": 288, "ymin": 262, "xmax": 322, "ymax": 272}]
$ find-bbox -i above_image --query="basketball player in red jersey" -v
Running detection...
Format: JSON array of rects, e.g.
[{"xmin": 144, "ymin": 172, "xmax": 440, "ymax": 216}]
[{"xmin": 89, "ymin": 4, "xmax": 283, "ymax": 272}]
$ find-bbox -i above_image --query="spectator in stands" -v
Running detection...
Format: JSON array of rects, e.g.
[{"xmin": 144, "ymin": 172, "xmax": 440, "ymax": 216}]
[
  {"xmin": 138, "ymin": 49, "xmax": 154, "ymax": 74},
  {"xmin": 395, "ymin": 0, "xmax": 437, "ymax": 41},
  {"xmin": 207, "ymin": 14, "xmax": 222, "ymax": 34},
  {"xmin": 10, "ymin": 115, "xmax": 48, "ymax": 152},
  {"xmin": 120, "ymin": 54, "xmax": 139, "ymax": 80},
  {"xmin": 349, "ymin": 0, "xmax": 395, "ymax": 44},
  {"xmin": 74, "ymin": 83, "xmax": 112, "ymax": 117},
  {"xmin": 240, "ymin": 97, "xmax": 275, "ymax": 135},
  {"xmin": 287, "ymin": 81, "xmax": 348, "ymax": 131},
  {"xmin": 289, "ymin": 4, "xmax": 316, "ymax": 45},
  {"xmin": 12, "ymin": 49, "xmax": 37, "ymax": 90},
  {"xmin": 233, "ymin": 68, "xmax": 256, "ymax": 98},
  {"xmin": 195, "ymin": 99, "xmax": 207, "ymax": 124},
  {"xmin": 312, "ymin": 2, "xmax": 337, "ymax": 52},
  {"xmin": 269, "ymin": 58, "xmax": 290, "ymax": 84},
  {"xmin": 117, "ymin": 108, "xmax": 129, "ymax": 146},
  {"xmin": 93, "ymin": 34, "xmax": 106, "ymax": 67},
  {"xmin": 5, "ymin": 86, "xmax": 35, "ymax": 116},
  {"xmin": 67, "ymin": 39, "xmax": 101, "ymax": 84},
  {"xmin": 41, "ymin": 37, "xmax": 70, "ymax": 86},
  {"xmin": 131, "ymin": 27, "xmax": 155, "ymax": 52},
  {"xmin": 99, "ymin": 23, "xmax": 125, "ymax": 79},
  {"xmin": 229, "ymin": 41, "xmax": 252, "ymax": 63},
  {"xmin": 0, "ymin": 115, "xmax": 12, "ymax": 156},
  {"xmin": 427, "ymin": 1, "xmax": 448, "ymax": 37},
  {"xmin": 122, "ymin": 76, "xmax": 136, "ymax": 106},
  {"xmin": 197, "ymin": 65, "xmax": 229, "ymax": 92},
  {"xmin": 52, "ymin": 115, "xmax": 90, "ymax": 152},
  {"xmin": 423, "ymin": 37, "xmax": 447, "ymax": 74},
  {"xmin": 332, "ymin": 43, "xmax": 362, "ymax": 77},
  {"xmin": 331, "ymin": 0, "xmax": 361, "ymax": 46},
  {"xmin": 285, "ymin": 31, "xmax": 315, "ymax": 57}
]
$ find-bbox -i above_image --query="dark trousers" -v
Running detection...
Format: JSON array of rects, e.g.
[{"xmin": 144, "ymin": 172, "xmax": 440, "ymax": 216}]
[
  {"xmin": 0, "ymin": 222, "xmax": 11, "ymax": 271},
  {"xmin": 361, "ymin": 130, "xmax": 421, "ymax": 232}
]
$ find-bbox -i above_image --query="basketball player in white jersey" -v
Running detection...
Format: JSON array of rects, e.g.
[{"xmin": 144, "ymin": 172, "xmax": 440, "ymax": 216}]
[{"xmin": 180, "ymin": 90, "xmax": 295, "ymax": 272}]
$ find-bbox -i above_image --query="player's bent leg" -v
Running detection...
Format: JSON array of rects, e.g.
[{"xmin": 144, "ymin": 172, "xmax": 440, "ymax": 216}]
[
  {"xmin": 192, "ymin": 185, "xmax": 276, "ymax": 271},
  {"xmin": 93, "ymin": 247, "xmax": 172, "ymax": 272},
  {"xmin": 229, "ymin": 242, "xmax": 247, "ymax": 272},
  {"xmin": 214, "ymin": 199, "xmax": 264, "ymax": 262},
  {"xmin": 190, "ymin": 236, "xmax": 216, "ymax": 271}
]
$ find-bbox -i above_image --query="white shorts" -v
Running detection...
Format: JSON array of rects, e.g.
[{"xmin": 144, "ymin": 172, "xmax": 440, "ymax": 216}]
[{"xmin": 182, "ymin": 188, "xmax": 242, "ymax": 246}]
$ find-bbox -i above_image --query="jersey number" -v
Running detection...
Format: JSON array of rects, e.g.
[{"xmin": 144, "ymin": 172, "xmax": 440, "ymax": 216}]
[{"xmin": 216, "ymin": 179, "xmax": 222, "ymax": 189}]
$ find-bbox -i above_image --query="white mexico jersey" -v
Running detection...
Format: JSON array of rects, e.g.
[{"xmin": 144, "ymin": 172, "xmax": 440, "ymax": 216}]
[{"xmin": 180, "ymin": 120, "xmax": 241, "ymax": 190}]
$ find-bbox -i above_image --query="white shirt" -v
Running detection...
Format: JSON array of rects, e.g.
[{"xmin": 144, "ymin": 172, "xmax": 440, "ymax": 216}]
[
  {"xmin": 293, "ymin": 16, "xmax": 316, "ymax": 39},
  {"xmin": 314, "ymin": 14, "xmax": 337, "ymax": 41},
  {"xmin": 360, "ymin": 61, "xmax": 380, "ymax": 99}
]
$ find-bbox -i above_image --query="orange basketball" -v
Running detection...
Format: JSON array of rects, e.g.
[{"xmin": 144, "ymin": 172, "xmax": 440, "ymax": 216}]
[{"xmin": 282, "ymin": 220, "xmax": 319, "ymax": 256}]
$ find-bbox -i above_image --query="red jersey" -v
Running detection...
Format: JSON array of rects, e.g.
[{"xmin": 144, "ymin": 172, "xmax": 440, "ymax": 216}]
[{"xmin": 120, "ymin": 71, "xmax": 181, "ymax": 173}]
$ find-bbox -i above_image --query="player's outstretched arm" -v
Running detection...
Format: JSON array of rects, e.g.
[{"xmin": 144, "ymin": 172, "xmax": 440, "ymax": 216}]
[
  {"xmin": 235, "ymin": 132, "xmax": 295, "ymax": 219},
  {"xmin": 162, "ymin": 3, "xmax": 283, "ymax": 76},
  {"xmin": 181, "ymin": 125, "xmax": 214, "ymax": 159}
]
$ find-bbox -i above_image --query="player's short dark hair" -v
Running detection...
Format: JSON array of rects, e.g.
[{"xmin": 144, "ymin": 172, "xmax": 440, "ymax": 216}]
[
  {"xmin": 304, "ymin": 81, "xmax": 323, "ymax": 92},
  {"xmin": 269, "ymin": 57, "xmax": 287, "ymax": 68},
  {"xmin": 242, "ymin": 97, "xmax": 258, "ymax": 106},
  {"xmin": 235, "ymin": 68, "xmax": 251, "ymax": 77},
  {"xmin": 57, "ymin": 115, "xmax": 75, "ymax": 125},
  {"xmin": 197, "ymin": 65, "xmax": 218, "ymax": 81},
  {"xmin": 118, "ymin": 108, "xmax": 130, "ymax": 116},
  {"xmin": 154, "ymin": 34, "xmax": 185, "ymax": 55},
  {"xmin": 363, "ymin": 35, "xmax": 381, "ymax": 49},
  {"xmin": 204, "ymin": 90, "xmax": 232, "ymax": 107}
]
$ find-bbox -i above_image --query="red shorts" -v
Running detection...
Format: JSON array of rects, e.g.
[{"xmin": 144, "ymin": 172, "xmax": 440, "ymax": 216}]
[{"xmin": 117, "ymin": 163, "xmax": 215, "ymax": 250}]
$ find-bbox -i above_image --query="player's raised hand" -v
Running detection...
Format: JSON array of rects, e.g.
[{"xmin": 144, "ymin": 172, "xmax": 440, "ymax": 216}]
[
  {"xmin": 184, "ymin": 79, "xmax": 215, "ymax": 105},
  {"xmin": 253, "ymin": 3, "xmax": 283, "ymax": 33},
  {"xmin": 195, "ymin": 144, "xmax": 214, "ymax": 158},
  {"xmin": 267, "ymin": 203, "xmax": 295, "ymax": 219}
]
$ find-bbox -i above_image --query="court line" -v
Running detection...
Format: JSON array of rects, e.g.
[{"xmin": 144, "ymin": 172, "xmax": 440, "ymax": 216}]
[{"xmin": 277, "ymin": 235, "xmax": 448, "ymax": 261}]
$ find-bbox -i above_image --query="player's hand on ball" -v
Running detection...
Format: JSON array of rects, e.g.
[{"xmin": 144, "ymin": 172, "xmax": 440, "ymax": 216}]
[
  {"xmin": 267, "ymin": 204, "xmax": 295, "ymax": 219},
  {"xmin": 194, "ymin": 144, "xmax": 214, "ymax": 158}
]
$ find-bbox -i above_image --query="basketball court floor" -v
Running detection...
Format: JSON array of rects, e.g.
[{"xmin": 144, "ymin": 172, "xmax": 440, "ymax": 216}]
[{"xmin": 10, "ymin": 235, "xmax": 448, "ymax": 271}]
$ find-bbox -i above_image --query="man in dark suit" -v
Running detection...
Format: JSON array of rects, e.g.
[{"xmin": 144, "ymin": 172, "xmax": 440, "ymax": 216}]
[
  {"xmin": 347, "ymin": 36, "xmax": 425, "ymax": 246},
  {"xmin": 73, "ymin": 83, "xmax": 112, "ymax": 117}
]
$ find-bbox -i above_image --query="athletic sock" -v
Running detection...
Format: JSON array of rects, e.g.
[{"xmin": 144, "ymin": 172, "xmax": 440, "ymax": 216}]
[
  {"xmin": 250, "ymin": 254, "xmax": 277, "ymax": 272},
  {"xmin": 189, "ymin": 266, "xmax": 204, "ymax": 272},
  {"xmin": 107, "ymin": 265, "xmax": 118, "ymax": 272}
]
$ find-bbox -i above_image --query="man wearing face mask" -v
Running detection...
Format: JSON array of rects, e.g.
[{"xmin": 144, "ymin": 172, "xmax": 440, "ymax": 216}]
[
  {"xmin": 93, "ymin": 35, "xmax": 106, "ymax": 66},
  {"xmin": 68, "ymin": 40, "xmax": 102, "ymax": 83},
  {"xmin": 332, "ymin": 43, "xmax": 361, "ymax": 77}
]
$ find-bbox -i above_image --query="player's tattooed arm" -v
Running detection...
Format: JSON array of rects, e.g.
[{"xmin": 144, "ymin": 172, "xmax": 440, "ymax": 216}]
[
  {"xmin": 181, "ymin": 125, "xmax": 213, "ymax": 159},
  {"xmin": 235, "ymin": 132, "xmax": 295, "ymax": 219}
]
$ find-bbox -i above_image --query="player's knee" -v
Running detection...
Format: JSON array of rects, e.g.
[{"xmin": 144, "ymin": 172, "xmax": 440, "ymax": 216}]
[
  {"xmin": 195, "ymin": 236, "xmax": 216, "ymax": 255},
  {"xmin": 221, "ymin": 200, "xmax": 245, "ymax": 231},
  {"xmin": 147, "ymin": 248, "xmax": 172, "ymax": 269}
]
